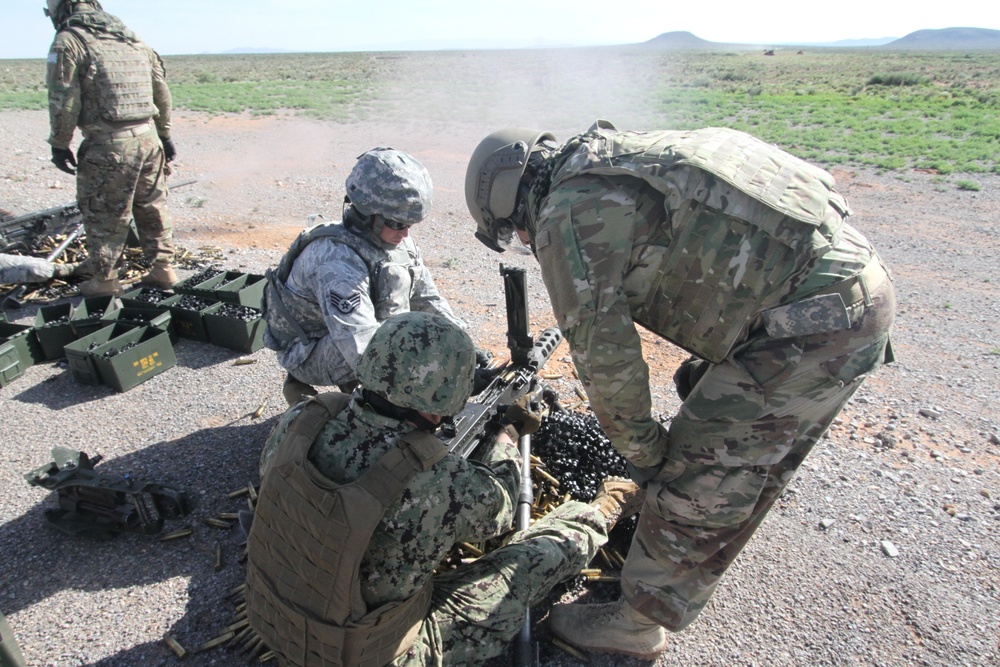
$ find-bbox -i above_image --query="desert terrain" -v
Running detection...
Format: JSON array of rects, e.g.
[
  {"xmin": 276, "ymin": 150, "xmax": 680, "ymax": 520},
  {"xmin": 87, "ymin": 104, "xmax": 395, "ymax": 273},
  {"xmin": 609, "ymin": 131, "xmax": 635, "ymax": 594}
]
[{"xmin": 0, "ymin": 48, "xmax": 998, "ymax": 666}]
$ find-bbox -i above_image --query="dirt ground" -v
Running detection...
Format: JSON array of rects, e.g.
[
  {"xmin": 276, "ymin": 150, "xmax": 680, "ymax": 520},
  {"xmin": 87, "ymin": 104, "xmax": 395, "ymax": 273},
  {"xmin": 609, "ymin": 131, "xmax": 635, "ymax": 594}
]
[{"xmin": 1, "ymin": 55, "xmax": 998, "ymax": 666}]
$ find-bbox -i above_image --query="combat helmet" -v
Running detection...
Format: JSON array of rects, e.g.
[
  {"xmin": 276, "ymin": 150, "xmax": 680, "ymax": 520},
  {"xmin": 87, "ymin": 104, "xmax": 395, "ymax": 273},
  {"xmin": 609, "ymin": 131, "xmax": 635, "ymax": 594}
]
[
  {"xmin": 44, "ymin": 0, "xmax": 96, "ymax": 27},
  {"xmin": 357, "ymin": 312, "xmax": 475, "ymax": 417},
  {"xmin": 465, "ymin": 128, "xmax": 556, "ymax": 252},
  {"xmin": 345, "ymin": 148, "xmax": 433, "ymax": 234}
]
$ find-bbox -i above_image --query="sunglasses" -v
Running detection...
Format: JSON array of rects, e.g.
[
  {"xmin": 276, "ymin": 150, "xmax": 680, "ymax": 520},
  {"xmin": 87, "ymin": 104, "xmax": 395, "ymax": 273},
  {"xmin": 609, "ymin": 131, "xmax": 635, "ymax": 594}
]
[{"xmin": 382, "ymin": 219, "xmax": 413, "ymax": 231}]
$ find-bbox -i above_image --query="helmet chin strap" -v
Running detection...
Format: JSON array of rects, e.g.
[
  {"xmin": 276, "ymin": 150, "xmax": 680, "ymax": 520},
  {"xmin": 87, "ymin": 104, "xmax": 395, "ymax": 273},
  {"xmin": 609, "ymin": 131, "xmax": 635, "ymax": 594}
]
[{"xmin": 361, "ymin": 389, "xmax": 447, "ymax": 433}]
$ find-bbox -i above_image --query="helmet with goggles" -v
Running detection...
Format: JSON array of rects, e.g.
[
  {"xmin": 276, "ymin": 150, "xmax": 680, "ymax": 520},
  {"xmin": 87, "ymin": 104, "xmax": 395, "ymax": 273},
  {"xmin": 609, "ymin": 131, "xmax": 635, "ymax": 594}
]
[{"xmin": 345, "ymin": 148, "xmax": 433, "ymax": 234}]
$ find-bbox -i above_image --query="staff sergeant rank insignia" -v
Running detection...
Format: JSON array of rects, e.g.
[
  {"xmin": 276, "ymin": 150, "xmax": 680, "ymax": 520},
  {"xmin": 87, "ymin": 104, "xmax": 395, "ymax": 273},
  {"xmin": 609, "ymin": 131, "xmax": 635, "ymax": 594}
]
[{"xmin": 329, "ymin": 289, "xmax": 362, "ymax": 314}]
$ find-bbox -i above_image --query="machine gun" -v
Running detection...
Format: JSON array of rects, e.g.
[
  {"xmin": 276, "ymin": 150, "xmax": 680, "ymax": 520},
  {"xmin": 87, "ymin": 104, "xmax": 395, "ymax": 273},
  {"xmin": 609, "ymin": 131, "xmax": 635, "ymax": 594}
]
[
  {"xmin": 24, "ymin": 447, "xmax": 193, "ymax": 539},
  {"xmin": 440, "ymin": 264, "xmax": 561, "ymax": 667},
  {"xmin": 441, "ymin": 265, "xmax": 562, "ymax": 459}
]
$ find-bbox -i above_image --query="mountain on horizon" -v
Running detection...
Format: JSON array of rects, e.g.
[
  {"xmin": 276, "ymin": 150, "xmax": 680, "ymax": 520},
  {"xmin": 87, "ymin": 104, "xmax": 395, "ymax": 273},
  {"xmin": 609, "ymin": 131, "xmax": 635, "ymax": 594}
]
[
  {"xmin": 642, "ymin": 27, "xmax": 1000, "ymax": 51},
  {"xmin": 884, "ymin": 27, "xmax": 1000, "ymax": 50}
]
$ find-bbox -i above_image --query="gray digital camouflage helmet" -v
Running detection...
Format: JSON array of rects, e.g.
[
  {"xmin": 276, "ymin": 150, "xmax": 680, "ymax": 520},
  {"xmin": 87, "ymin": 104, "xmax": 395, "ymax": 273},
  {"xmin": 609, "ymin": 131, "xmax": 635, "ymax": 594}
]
[
  {"xmin": 465, "ymin": 128, "xmax": 555, "ymax": 252},
  {"xmin": 345, "ymin": 148, "xmax": 433, "ymax": 226},
  {"xmin": 357, "ymin": 312, "xmax": 475, "ymax": 416}
]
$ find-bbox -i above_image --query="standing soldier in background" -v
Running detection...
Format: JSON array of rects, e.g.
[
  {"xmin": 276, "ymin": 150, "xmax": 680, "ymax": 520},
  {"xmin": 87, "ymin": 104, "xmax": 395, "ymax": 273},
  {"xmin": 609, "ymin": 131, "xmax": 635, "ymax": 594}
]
[
  {"xmin": 466, "ymin": 121, "xmax": 895, "ymax": 659},
  {"xmin": 45, "ymin": 0, "xmax": 178, "ymax": 297},
  {"xmin": 264, "ymin": 148, "xmax": 489, "ymax": 406}
]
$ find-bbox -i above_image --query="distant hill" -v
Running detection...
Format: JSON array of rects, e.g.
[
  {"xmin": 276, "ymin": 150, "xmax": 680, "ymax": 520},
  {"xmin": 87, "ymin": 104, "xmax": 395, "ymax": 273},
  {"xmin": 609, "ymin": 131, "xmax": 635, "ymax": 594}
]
[
  {"xmin": 884, "ymin": 27, "xmax": 1000, "ymax": 50},
  {"xmin": 641, "ymin": 28, "xmax": 1000, "ymax": 51},
  {"xmin": 641, "ymin": 31, "xmax": 754, "ymax": 51},
  {"xmin": 222, "ymin": 47, "xmax": 293, "ymax": 54}
]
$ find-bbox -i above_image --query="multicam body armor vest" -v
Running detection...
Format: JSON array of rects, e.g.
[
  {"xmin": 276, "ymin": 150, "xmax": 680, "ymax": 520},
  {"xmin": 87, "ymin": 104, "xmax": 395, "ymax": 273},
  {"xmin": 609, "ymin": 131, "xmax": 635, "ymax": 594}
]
[
  {"xmin": 63, "ymin": 26, "xmax": 156, "ymax": 124},
  {"xmin": 549, "ymin": 122, "xmax": 851, "ymax": 363},
  {"xmin": 263, "ymin": 220, "xmax": 421, "ymax": 349},
  {"xmin": 246, "ymin": 393, "xmax": 447, "ymax": 667}
]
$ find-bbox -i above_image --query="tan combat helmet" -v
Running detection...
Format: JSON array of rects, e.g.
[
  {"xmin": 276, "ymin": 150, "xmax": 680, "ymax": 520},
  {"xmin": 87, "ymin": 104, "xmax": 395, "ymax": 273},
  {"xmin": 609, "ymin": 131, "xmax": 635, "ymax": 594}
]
[{"xmin": 465, "ymin": 128, "xmax": 555, "ymax": 253}]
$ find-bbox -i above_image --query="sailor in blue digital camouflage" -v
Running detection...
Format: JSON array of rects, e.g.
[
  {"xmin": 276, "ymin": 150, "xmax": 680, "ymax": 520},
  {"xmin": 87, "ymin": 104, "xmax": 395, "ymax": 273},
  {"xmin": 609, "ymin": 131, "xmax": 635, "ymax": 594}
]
[
  {"xmin": 466, "ymin": 121, "xmax": 895, "ymax": 659},
  {"xmin": 45, "ymin": 0, "xmax": 177, "ymax": 297},
  {"xmin": 247, "ymin": 312, "xmax": 640, "ymax": 666},
  {"xmin": 263, "ymin": 149, "xmax": 478, "ymax": 406}
]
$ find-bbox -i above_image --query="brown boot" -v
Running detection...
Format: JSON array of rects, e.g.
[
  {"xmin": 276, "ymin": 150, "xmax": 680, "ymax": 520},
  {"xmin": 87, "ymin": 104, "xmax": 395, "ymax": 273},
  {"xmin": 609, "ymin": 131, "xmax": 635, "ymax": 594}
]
[
  {"xmin": 78, "ymin": 277, "xmax": 123, "ymax": 297},
  {"xmin": 590, "ymin": 477, "xmax": 644, "ymax": 530},
  {"xmin": 139, "ymin": 262, "xmax": 178, "ymax": 290},
  {"xmin": 282, "ymin": 373, "xmax": 318, "ymax": 406},
  {"xmin": 548, "ymin": 598, "xmax": 667, "ymax": 660}
]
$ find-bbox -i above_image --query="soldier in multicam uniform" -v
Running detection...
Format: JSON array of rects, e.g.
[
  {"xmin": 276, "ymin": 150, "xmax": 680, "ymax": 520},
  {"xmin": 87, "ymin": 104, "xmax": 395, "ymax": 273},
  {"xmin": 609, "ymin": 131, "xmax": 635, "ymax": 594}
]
[
  {"xmin": 246, "ymin": 311, "xmax": 642, "ymax": 666},
  {"xmin": 44, "ymin": 0, "xmax": 178, "ymax": 297},
  {"xmin": 465, "ymin": 121, "xmax": 896, "ymax": 659},
  {"xmin": 263, "ymin": 148, "xmax": 482, "ymax": 406}
]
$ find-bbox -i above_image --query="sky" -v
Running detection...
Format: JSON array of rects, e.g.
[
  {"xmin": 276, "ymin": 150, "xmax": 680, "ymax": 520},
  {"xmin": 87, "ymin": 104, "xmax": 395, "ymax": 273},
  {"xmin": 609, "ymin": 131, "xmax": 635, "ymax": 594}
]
[{"xmin": 2, "ymin": 0, "xmax": 998, "ymax": 59}]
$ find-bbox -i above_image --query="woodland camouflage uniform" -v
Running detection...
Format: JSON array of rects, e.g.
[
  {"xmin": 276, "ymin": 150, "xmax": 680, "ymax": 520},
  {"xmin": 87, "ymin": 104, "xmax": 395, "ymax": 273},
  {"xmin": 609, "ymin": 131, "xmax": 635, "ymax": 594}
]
[
  {"xmin": 248, "ymin": 313, "xmax": 608, "ymax": 666},
  {"xmin": 511, "ymin": 121, "xmax": 895, "ymax": 631},
  {"xmin": 46, "ymin": 2, "xmax": 174, "ymax": 282}
]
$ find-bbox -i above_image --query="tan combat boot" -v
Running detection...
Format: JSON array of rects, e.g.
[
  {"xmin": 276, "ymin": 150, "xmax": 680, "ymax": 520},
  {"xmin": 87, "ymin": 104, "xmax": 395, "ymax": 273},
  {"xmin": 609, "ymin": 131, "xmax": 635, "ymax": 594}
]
[
  {"xmin": 139, "ymin": 262, "xmax": 178, "ymax": 290},
  {"xmin": 590, "ymin": 477, "xmax": 644, "ymax": 530},
  {"xmin": 548, "ymin": 598, "xmax": 667, "ymax": 660},
  {"xmin": 78, "ymin": 277, "xmax": 123, "ymax": 297},
  {"xmin": 282, "ymin": 373, "xmax": 318, "ymax": 406}
]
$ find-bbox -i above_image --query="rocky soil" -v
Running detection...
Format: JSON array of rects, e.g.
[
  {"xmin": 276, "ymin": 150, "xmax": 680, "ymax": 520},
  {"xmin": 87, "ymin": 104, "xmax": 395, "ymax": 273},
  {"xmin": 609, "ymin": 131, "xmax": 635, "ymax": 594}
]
[{"xmin": 1, "ymin": 49, "xmax": 998, "ymax": 667}]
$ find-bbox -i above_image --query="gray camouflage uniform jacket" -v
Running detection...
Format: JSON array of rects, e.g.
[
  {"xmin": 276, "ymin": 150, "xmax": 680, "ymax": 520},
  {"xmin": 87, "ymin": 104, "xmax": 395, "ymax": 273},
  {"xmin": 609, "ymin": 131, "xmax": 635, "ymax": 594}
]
[{"xmin": 263, "ymin": 220, "xmax": 465, "ymax": 388}]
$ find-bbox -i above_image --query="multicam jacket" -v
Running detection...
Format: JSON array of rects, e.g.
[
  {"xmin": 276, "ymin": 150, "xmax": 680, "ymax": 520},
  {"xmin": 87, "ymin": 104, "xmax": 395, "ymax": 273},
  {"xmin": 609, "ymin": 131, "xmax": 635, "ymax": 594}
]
[
  {"xmin": 527, "ymin": 121, "xmax": 878, "ymax": 466},
  {"xmin": 46, "ymin": 14, "xmax": 171, "ymax": 148}
]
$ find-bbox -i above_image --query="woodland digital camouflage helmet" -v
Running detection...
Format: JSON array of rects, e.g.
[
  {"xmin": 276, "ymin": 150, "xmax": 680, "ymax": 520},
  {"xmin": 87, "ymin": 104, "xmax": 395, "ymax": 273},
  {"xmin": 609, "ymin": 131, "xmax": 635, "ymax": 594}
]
[
  {"xmin": 345, "ymin": 148, "xmax": 433, "ymax": 226},
  {"xmin": 356, "ymin": 312, "xmax": 475, "ymax": 416},
  {"xmin": 465, "ymin": 128, "xmax": 555, "ymax": 252}
]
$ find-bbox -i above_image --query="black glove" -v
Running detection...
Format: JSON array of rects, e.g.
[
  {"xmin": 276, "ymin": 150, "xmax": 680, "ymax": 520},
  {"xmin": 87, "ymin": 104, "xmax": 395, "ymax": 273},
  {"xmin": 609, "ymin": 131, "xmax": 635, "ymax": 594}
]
[
  {"xmin": 626, "ymin": 461, "xmax": 663, "ymax": 489},
  {"xmin": 51, "ymin": 147, "xmax": 77, "ymax": 175},
  {"xmin": 160, "ymin": 136, "xmax": 176, "ymax": 163},
  {"xmin": 504, "ymin": 394, "xmax": 542, "ymax": 436},
  {"xmin": 475, "ymin": 348, "xmax": 494, "ymax": 367},
  {"xmin": 472, "ymin": 366, "xmax": 501, "ymax": 395}
]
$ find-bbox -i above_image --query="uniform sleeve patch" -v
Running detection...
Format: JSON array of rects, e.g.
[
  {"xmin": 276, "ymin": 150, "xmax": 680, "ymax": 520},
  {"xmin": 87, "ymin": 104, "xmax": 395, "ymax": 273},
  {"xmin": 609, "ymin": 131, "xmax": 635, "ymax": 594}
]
[
  {"xmin": 328, "ymin": 289, "xmax": 362, "ymax": 314},
  {"xmin": 48, "ymin": 52, "xmax": 59, "ymax": 64}
]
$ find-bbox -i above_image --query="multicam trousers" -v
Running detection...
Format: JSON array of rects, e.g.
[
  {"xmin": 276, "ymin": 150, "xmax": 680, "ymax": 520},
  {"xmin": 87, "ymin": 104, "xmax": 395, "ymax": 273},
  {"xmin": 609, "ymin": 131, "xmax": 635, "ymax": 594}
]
[
  {"xmin": 622, "ymin": 273, "xmax": 896, "ymax": 631},
  {"xmin": 391, "ymin": 501, "xmax": 607, "ymax": 666},
  {"xmin": 76, "ymin": 127, "xmax": 174, "ymax": 280}
]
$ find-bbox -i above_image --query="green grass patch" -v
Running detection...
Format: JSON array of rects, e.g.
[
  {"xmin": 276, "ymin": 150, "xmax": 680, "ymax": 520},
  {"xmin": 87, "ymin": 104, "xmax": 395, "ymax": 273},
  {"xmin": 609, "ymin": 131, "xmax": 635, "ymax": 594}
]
[{"xmin": 3, "ymin": 49, "xmax": 1000, "ymax": 174}]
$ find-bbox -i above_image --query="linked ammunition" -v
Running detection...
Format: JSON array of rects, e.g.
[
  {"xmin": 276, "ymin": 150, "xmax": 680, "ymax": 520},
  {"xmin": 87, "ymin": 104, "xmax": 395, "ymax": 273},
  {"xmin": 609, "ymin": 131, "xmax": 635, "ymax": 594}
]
[
  {"xmin": 552, "ymin": 637, "xmax": 587, "ymax": 661},
  {"xmin": 158, "ymin": 527, "xmax": 193, "ymax": 541},
  {"xmin": 229, "ymin": 625, "xmax": 252, "ymax": 648},
  {"xmin": 196, "ymin": 631, "xmax": 234, "ymax": 652},
  {"xmin": 459, "ymin": 542, "xmax": 484, "ymax": 557},
  {"xmin": 226, "ymin": 617, "xmax": 250, "ymax": 633},
  {"xmin": 163, "ymin": 635, "xmax": 187, "ymax": 658}
]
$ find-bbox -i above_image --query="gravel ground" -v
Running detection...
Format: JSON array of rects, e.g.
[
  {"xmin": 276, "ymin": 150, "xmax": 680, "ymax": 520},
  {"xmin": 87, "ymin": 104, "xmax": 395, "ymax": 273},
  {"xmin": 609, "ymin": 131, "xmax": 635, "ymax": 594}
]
[{"xmin": 1, "ymin": 49, "xmax": 998, "ymax": 667}]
